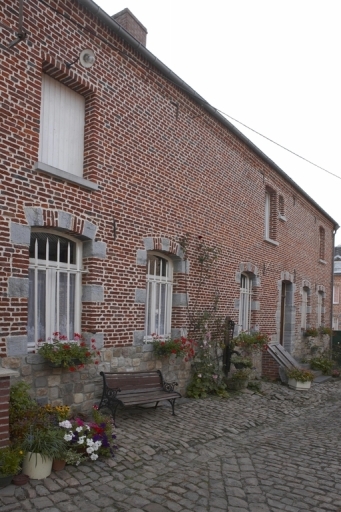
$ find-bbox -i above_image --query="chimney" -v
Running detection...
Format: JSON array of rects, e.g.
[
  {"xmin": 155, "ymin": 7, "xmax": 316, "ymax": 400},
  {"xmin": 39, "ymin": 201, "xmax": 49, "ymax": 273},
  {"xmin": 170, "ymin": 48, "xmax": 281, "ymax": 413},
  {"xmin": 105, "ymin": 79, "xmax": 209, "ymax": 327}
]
[{"xmin": 112, "ymin": 8, "xmax": 148, "ymax": 47}]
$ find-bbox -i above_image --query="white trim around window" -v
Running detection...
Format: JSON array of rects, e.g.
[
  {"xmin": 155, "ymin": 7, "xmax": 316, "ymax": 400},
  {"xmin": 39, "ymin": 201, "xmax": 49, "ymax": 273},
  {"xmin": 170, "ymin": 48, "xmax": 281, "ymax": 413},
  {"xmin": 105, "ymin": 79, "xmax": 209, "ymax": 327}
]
[
  {"xmin": 28, "ymin": 230, "xmax": 83, "ymax": 350},
  {"xmin": 238, "ymin": 273, "xmax": 252, "ymax": 332},
  {"xmin": 145, "ymin": 252, "xmax": 173, "ymax": 340}
]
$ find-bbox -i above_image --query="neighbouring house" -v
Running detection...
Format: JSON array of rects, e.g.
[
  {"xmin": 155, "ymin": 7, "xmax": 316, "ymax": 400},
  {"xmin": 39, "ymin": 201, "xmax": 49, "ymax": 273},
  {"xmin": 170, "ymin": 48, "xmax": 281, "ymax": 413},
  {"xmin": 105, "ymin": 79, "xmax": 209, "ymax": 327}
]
[{"xmin": 0, "ymin": 0, "xmax": 338, "ymax": 430}]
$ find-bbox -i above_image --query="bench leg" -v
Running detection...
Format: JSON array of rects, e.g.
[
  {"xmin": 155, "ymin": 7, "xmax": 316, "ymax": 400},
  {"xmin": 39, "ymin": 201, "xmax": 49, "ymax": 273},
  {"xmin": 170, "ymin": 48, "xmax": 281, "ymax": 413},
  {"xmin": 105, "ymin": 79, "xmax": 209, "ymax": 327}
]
[
  {"xmin": 167, "ymin": 398, "xmax": 176, "ymax": 416},
  {"xmin": 154, "ymin": 401, "xmax": 159, "ymax": 409},
  {"xmin": 98, "ymin": 402, "xmax": 120, "ymax": 427}
]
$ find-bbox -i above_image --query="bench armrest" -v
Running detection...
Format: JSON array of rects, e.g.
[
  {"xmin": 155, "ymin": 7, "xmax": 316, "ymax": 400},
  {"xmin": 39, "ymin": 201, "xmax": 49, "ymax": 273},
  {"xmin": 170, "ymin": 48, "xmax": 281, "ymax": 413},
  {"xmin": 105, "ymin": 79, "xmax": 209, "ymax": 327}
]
[{"xmin": 162, "ymin": 380, "xmax": 178, "ymax": 393}]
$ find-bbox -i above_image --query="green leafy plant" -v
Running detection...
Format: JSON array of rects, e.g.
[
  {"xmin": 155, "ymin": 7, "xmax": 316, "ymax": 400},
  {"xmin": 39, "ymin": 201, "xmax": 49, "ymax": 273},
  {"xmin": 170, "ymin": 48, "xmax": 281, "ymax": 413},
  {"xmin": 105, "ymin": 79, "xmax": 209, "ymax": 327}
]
[
  {"xmin": 38, "ymin": 332, "xmax": 99, "ymax": 371},
  {"xmin": 0, "ymin": 446, "xmax": 23, "ymax": 476},
  {"xmin": 318, "ymin": 326, "xmax": 333, "ymax": 336},
  {"xmin": 309, "ymin": 355, "xmax": 333, "ymax": 375},
  {"xmin": 9, "ymin": 382, "xmax": 42, "ymax": 442},
  {"xmin": 230, "ymin": 355, "xmax": 253, "ymax": 368},
  {"xmin": 303, "ymin": 327, "xmax": 318, "ymax": 337},
  {"xmin": 247, "ymin": 380, "xmax": 262, "ymax": 392},
  {"xmin": 230, "ymin": 368, "xmax": 251, "ymax": 381},
  {"xmin": 233, "ymin": 331, "xmax": 269, "ymax": 354},
  {"xmin": 286, "ymin": 368, "xmax": 314, "ymax": 382},
  {"xmin": 151, "ymin": 334, "xmax": 196, "ymax": 360},
  {"xmin": 186, "ymin": 367, "xmax": 228, "ymax": 398},
  {"xmin": 21, "ymin": 427, "xmax": 66, "ymax": 462}
]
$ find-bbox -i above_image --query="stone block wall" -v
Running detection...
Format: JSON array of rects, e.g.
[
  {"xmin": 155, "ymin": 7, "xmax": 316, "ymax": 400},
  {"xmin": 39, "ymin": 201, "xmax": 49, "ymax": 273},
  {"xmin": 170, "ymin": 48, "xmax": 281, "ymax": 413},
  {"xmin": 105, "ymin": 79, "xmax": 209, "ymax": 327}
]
[{"xmin": 3, "ymin": 347, "xmax": 191, "ymax": 416}]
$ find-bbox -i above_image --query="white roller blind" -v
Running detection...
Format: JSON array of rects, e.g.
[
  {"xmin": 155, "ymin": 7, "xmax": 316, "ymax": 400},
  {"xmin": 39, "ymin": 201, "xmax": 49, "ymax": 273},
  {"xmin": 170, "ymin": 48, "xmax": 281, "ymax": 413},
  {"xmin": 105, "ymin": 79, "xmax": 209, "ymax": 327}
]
[{"xmin": 39, "ymin": 74, "xmax": 85, "ymax": 176}]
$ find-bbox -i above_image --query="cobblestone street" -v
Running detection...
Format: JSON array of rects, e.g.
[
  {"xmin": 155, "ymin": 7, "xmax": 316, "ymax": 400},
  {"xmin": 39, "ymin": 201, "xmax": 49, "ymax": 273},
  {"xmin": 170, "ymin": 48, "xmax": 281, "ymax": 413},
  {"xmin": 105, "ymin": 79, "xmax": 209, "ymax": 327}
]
[{"xmin": 1, "ymin": 380, "xmax": 341, "ymax": 512}]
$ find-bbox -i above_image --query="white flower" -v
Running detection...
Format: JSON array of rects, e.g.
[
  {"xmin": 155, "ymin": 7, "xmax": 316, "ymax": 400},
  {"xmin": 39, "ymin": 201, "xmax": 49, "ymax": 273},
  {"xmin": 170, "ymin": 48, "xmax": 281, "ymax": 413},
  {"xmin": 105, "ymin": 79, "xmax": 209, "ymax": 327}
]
[
  {"xmin": 64, "ymin": 433, "xmax": 73, "ymax": 442},
  {"xmin": 76, "ymin": 426, "xmax": 83, "ymax": 432},
  {"xmin": 86, "ymin": 438, "xmax": 94, "ymax": 446},
  {"xmin": 90, "ymin": 453, "xmax": 98, "ymax": 460},
  {"xmin": 94, "ymin": 441, "xmax": 102, "ymax": 449},
  {"xmin": 59, "ymin": 420, "xmax": 72, "ymax": 429},
  {"xmin": 78, "ymin": 436, "xmax": 85, "ymax": 444},
  {"xmin": 86, "ymin": 447, "xmax": 94, "ymax": 454}
]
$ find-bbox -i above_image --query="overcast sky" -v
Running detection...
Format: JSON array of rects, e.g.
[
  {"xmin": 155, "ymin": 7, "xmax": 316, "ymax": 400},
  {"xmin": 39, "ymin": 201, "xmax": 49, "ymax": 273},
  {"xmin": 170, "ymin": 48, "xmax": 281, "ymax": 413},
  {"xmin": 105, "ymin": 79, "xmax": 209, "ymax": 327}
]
[{"xmin": 95, "ymin": 0, "xmax": 341, "ymax": 245}]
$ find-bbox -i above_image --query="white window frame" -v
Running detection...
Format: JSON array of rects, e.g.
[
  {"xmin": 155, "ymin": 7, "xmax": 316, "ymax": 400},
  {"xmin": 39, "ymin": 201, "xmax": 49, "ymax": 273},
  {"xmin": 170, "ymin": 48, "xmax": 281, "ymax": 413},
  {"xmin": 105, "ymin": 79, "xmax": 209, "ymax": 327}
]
[
  {"xmin": 145, "ymin": 252, "xmax": 173, "ymax": 341},
  {"xmin": 333, "ymin": 285, "xmax": 339, "ymax": 304},
  {"xmin": 28, "ymin": 230, "xmax": 82, "ymax": 350},
  {"xmin": 333, "ymin": 316, "xmax": 339, "ymax": 331},
  {"xmin": 301, "ymin": 287, "xmax": 309, "ymax": 330},
  {"xmin": 238, "ymin": 273, "xmax": 252, "ymax": 332},
  {"xmin": 317, "ymin": 291, "xmax": 323, "ymax": 327}
]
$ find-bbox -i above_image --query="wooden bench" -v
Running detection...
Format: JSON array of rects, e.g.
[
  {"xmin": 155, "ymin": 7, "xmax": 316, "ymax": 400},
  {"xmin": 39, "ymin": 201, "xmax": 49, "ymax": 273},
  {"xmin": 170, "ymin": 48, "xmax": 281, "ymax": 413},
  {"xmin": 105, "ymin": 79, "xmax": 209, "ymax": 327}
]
[{"xmin": 98, "ymin": 370, "xmax": 181, "ymax": 424}]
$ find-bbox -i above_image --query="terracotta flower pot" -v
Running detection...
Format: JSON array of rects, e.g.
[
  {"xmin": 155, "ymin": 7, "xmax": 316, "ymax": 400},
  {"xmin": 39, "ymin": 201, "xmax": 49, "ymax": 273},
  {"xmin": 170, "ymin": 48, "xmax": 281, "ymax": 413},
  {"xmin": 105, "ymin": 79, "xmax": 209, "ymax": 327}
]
[
  {"xmin": 52, "ymin": 459, "xmax": 66, "ymax": 471},
  {"xmin": 12, "ymin": 473, "xmax": 30, "ymax": 486}
]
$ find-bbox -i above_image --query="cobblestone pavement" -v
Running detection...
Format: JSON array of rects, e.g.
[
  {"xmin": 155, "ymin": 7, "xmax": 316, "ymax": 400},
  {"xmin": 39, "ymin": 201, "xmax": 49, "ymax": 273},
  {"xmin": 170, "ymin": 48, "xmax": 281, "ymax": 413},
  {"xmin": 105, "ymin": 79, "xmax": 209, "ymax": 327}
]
[{"xmin": 1, "ymin": 380, "xmax": 341, "ymax": 512}]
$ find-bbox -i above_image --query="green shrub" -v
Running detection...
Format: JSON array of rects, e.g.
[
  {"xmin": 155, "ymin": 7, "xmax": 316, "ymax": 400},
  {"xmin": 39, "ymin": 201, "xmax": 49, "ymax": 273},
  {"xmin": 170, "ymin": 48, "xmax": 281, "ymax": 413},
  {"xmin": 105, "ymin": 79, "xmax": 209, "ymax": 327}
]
[{"xmin": 309, "ymin": 355, "xmax": 333, "ymax": 375}]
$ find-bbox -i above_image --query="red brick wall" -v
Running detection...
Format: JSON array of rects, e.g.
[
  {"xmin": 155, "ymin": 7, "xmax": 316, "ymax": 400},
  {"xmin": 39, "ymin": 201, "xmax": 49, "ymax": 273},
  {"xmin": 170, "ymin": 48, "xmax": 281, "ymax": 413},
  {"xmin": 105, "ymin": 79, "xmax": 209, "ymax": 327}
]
[
  {"xmin": 262, "ymin": 351, "xmax": 280, "ymax": 381},
  {"xmin": 0, "ymin": 0, "xmax": 335, "ymax": 359},
  {"xmin": 0, "ymin": 378, "xmax": 10, "ymax": 448}
]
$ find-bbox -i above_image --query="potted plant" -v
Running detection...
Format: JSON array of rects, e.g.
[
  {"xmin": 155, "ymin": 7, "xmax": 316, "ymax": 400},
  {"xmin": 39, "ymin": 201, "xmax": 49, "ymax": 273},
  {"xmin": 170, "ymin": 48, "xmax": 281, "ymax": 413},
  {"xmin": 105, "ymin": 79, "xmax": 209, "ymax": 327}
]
[
  {"xmin": 230, "ymin": 354, "xmax": 253, "ymax": 369},
  {"xmin": 0, "ymin": 446, "xmax": 23, "ymax": 488},
  {"xmin": 38, "ymin": 332, "xmax": 98, "ymax": 371},
  {"xmin": 226, "ymin": 368, "xmax": 251, "ymax": 390},
  {"xmin": 286, "ymin": 368, "xmax": 314, "ymax": 390},
  {"xmin": 21, "ymin": 427, "xmax": 66, "ymax": 479},
  {"xmin": 151, "ymin": 334, "xmax": 196, "ymax": 361},
  {"xmin": 233, "ymin": 331, "xmax": 269, "ymax": 355},
  {"xmin": 303, "ymin": 327, "xmax": 318, "ymax": 338}
]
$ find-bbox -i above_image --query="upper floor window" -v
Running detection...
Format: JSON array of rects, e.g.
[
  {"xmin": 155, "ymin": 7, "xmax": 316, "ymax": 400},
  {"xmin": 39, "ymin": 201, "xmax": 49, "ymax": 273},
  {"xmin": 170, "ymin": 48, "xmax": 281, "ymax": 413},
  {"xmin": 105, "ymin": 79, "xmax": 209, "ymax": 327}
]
[
  {"xmin": 279, "ymin": 195, "xmax": 285, "ymax": 216},
  {"xmin": 333, "ymin": 285, "xmax": 340, "ymax": 304},
  {"xmin": 265, "ymin": 187, "xmax": 277, "ymax": 242},
  {"xmin": 238, "ymin": 273, "xmax": 252, "ymax": 332},
  {"xmin": 319, "ymin": 226, "xmax": 325, "ymax": 261},
  {"xmin": 145, "ymin": 253, "xmax": 173, "ymax": 339},
  {"xmin": 39, "ymin": 74, "xmax": 85, "ymax": 177},
  {"xmin": 27, "ymin": 231, "xmax": 82, "ymax": 350}
]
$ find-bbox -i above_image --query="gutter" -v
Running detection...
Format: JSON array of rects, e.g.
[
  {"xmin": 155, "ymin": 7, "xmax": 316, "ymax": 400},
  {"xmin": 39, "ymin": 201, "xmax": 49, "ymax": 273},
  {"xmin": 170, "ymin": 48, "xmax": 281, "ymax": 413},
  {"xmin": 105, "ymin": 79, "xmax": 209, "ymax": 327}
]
[{"xmin": 77, "ymin": 0, "xmax": 339, "ymax": 230}]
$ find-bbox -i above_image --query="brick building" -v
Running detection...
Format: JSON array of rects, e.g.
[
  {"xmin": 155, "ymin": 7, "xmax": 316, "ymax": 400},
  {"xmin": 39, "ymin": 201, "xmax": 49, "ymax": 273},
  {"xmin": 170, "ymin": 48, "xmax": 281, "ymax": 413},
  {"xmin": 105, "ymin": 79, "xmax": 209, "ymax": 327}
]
[{"xmin": 0, "ymin": 0, "xmax": 338, "ymax": 418}]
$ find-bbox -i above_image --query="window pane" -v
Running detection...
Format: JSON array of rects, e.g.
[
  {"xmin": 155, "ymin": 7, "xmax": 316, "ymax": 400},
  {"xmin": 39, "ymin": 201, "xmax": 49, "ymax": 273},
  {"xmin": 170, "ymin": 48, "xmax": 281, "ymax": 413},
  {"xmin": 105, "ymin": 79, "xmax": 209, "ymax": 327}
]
[{"xmin": 29, "ymin": 233, "xmax": 75, "ymax": 263}]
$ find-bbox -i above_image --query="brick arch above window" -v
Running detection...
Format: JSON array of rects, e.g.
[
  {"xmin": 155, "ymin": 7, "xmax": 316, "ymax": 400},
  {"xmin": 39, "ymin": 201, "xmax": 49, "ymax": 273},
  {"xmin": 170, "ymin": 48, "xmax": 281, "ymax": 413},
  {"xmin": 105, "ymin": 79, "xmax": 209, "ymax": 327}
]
[
  {"xmin": 316, "ymin": 284, "xmax": 326, "ymax": 297},
  {"xmin": 24, "ymin": 207, "xmax": 97, "ymax": 241}
]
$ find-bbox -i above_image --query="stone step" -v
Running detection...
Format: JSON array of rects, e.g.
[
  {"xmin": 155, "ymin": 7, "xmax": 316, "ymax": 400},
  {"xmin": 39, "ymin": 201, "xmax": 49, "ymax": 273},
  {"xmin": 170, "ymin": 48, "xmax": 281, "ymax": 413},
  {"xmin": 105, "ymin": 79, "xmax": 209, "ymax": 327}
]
[{"xmin": 313, "ymin": 375, "xmax": 332, "ymax": 384}]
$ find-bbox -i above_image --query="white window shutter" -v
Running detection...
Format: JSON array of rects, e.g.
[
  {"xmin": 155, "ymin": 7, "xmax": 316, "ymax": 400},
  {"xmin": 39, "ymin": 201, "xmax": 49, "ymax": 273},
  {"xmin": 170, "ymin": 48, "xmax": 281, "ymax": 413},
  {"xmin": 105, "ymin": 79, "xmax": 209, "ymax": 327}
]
[{"xmin": 39, "ymin": 74, "xmax": 85, "ymax": 176}]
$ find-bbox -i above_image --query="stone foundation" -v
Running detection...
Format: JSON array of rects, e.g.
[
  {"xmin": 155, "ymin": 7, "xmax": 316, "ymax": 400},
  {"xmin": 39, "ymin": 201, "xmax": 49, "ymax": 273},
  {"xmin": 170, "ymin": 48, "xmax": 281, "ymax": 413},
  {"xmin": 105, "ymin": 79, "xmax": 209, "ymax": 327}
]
[
  {"xmin": 0, "ymin": 345, "xmax": 192, "ymax": 415},
  {"xmin": 293, "ymin": 335, "xmax": 331, "ymax": 361}
]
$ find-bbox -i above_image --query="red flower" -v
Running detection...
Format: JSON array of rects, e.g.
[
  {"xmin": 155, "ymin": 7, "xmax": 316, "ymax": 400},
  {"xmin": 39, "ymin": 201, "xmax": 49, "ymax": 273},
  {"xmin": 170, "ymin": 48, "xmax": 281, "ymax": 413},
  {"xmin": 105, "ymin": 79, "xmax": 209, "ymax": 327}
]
[{"xmin": 69, "ymin": 366, "xmax": 76, "ymax": 372}]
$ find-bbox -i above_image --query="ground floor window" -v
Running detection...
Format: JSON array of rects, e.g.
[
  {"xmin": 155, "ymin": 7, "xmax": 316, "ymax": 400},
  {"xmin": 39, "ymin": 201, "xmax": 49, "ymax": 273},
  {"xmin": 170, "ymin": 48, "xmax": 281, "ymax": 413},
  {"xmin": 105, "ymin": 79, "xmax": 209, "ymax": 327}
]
[
  {"xmin": 238, "ymin": 273, "xmax": 252, "ymax": 332},
  {"xmin": 145, "ymin": 253, "xmax": 173, "ymax": 339},
  {"xmin": 27, "ymin": 231, "xmax": 82, "ymax": 349}
]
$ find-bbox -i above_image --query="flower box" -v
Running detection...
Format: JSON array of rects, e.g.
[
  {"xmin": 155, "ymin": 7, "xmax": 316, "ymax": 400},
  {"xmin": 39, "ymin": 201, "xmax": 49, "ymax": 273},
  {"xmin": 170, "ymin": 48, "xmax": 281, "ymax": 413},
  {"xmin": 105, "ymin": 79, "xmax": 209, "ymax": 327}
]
[{"xmin": 288, "ymin": 378, "xmax": 312, "ymax": 391}]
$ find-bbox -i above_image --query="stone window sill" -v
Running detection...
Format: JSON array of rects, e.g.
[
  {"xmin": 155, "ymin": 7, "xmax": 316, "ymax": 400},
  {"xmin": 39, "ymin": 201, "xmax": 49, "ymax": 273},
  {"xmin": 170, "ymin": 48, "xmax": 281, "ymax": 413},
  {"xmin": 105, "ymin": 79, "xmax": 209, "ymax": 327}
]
[
  {"xmin": 319, "ymin": 259, "xmax": 327, "ymax": 265},
  {"xmin": 34, "ymin": 162, "xmax": 98, "ymax": 191},
  {"xmin": 279, "ymin": 214, "xmax": 287, "ymax": 222},
  {"xmin": 264, "ymin": 238, "xmax": 279, "ymax": 247}
]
